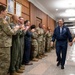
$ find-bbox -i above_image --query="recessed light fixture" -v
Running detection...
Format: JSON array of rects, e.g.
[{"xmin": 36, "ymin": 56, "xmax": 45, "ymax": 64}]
[
  {"xmin": 69, "ymin": 18, "xmax": 75, "ymax": 21},
  {"xmin": 56, "ymin": 9, "xmax": 58, "ymax": 11},
  {"xmin": 60, "ymin": 13, "xmax": 75, "ymax": 17}
]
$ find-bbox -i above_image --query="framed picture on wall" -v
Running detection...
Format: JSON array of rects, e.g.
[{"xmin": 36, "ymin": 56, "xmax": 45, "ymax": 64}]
[
  {"xmin": 7, "ymin": 0, "xmax": 14, "ymax": 14},
  {"xmin": 16, "ymin": 2, "xmax": 21, "ymax": 16}
]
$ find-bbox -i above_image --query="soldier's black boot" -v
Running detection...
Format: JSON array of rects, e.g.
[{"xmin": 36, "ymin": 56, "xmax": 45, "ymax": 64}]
[{"xmin": 61, "ymin": 66, "xmax": 64, "ymax": 69}]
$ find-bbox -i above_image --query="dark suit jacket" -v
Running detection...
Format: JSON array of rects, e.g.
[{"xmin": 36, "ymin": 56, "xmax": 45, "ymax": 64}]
[{"xmin": 52, "ymin": 25, "xmax": 72, "ymax": 45}]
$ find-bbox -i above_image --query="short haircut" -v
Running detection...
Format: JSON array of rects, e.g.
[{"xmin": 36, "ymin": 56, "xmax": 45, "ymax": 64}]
[
  {"xmin": 0, "ymin": 5, "xmax": 6, "ymax": 13},
  {"xmin": 59, "ymin": 18, "xmax": 64, "ymax": 22},
  {"xmin": 11, "ymin": 14, "xmax": 17, "ymax": 20},
  {"xmin": 30, "ymin": 25, "xmax": 36, "ymax": 29},
  {"xmin": 39, "ymin": 23, "xmax": 42, "ymax": 26},
  {"xmin": 24, "ymin": 20, "xmax": 29, "ymax": 25}
]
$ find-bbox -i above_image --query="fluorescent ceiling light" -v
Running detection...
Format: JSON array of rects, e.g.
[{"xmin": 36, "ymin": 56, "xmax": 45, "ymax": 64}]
[
  {"xmin": 70, "ymin": 74, "xmax": 75, "ymax": 75},
  {"xmin": 60, "ymin": 13, "xmax": 75, "ymax": 17},
  {"xmin": 69, "ymin": 18, "xmax": 75, "ymax": 21},
  {"xmin": 60, "ymin": 9, "xmax": 75, "ymax": 17},
  {"xmin": 54, "ymin": 0, "xmax": 75, "ymax": 8},
  {"xmin": 65, "ymin": 9, "xmax": 75, "ymax": 14}
]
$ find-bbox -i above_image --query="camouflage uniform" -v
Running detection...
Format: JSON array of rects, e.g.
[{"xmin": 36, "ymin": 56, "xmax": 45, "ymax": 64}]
[
  {"xmin": 46, "ymin": 31, "xmax": 52, "ymax": 52},
  {"xmin": 36, "ymin": 27, "xmax": 44, "ymax": 56},
  {"xmin": 43, "ymin": 31, "xmax": 46, "ymax": 54},
  {"xmin": 31, "ymin": 30, "xmax": 38, "ymax": 59},
  {"xmin": 0, "ymin": 18, "xmax": 16, "ymax": 75}
]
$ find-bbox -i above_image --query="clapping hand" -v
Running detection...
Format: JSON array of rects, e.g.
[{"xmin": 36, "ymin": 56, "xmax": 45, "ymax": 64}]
[
  {"xmin": 3, "ymin": 19, "xmax": 8, "ymax": 24},
  {"xmin": 50, "ymin": 41, "xmax": 54, "ymax": 47},
  {"xmin": 25, "ymin": 26, "xmax": 30, "ymax": 31},
  {"xmin": 14, "ymin": 25, "xmax": 20, "ymax": 31},
  {"xmin": 20, "ymin": 25, "xmax": 25, "ymax": 30},
  {"xmin": 69, "ymin": 42, "xmax": 73, "ymax": 46},
  {"xmin": 73, "ymin": 38, "xmax": 75, "ymax": 42},
  {"xmin": 31, "ymin": 29, "xmax": 35, "ymax": 32}
]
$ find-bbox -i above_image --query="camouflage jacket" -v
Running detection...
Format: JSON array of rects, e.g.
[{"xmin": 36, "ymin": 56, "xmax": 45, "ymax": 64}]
[
  {"xmin": 31, "ymin": 31, "xmax": 38, "ymax": 41},
  {"xmin": 36, "ymin": 27, "xmax": 44, "ymax": 41},
  {"xmin": 46, "ymin": 31, "xmax": 52, "ymax": 39},
  {"xmin": 0, "ymin": 18, "xmax": 16, "ymax": 47}
]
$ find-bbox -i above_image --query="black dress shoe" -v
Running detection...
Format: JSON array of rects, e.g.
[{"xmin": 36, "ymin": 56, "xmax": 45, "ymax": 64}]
[
  {"xmin": 57, "ymin": 61, "xmax": 61, "ymax": 66},
  {"xmin": 61, "ymin": 66, "xmax": 64, "ymax": 69},
  {"xmin": 25, "ymin": 62, "xmax": 33, "ymax": 65}
]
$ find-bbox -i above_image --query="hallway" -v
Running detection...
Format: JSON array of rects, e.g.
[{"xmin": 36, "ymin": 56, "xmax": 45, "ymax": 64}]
[{"xmin": 21, "ymin": 44, "xmax": 75, "ymax": 75}]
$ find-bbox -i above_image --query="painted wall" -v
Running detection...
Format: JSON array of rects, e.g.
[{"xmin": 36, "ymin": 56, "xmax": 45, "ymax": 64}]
[{"xmin": 0, "ymin": 0, "xmax": 56, "ymax": 31}]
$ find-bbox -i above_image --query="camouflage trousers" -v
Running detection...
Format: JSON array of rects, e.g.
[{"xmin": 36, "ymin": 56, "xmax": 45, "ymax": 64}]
[
  {"xmin": 31, "ymin": 40, "xmax": 38, "ymax": 58},
  {"xmin": 42, "ymin": 40, "xmax": 46, "ymax": 54},
  {"xmin": 0, "ymin": 47, "xmax": 10, "ymax": 75},
  {"xmin": 38, "ymin": 41, "xmax": 43, "ymax": 55},
  {"xmin": 47, "ymin": 38, "xmax": 51, "ymax": 52}
]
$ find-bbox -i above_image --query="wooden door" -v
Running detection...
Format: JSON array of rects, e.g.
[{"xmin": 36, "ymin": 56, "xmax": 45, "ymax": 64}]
[{"xmin": 36, "ymin": 17, "xmax": 42, "ymax": 27}]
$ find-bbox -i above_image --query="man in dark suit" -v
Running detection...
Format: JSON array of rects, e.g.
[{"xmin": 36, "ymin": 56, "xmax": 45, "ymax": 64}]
[{"xmin": 51, "ymin": 18, "xmax": 72, "ymax": 69}]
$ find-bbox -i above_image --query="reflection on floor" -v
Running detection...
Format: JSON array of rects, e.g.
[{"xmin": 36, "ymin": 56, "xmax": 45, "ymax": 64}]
[{"xmin": 21, "ymin": 44, "xmax": 75, "ymax": 75}]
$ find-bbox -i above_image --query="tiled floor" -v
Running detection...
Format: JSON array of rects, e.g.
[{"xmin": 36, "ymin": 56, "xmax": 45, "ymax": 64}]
[{"xmin": 21, "ymin": 43, "xmax": 75, "ymax": 75}]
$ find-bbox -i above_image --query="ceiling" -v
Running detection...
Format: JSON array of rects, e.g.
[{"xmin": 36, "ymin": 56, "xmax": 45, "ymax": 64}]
[
  {"xmin": 28, "ymin": 0, "xmax": 75, "ymax": 34},
  {"xmin": 29, "ymin": 0, "xmax": 75, "ymax": 22}
]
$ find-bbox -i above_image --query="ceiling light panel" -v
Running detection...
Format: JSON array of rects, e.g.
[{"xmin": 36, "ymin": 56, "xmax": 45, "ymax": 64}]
[
  {"xmin": 53, "ymin": 0, "xmax": 75, "ymax": 8},
  {"xmin": 69, "ymin": 18, "xmax": 75, "ymax": 21},
  {"xmin": 60, "ymin": 9, "xmax": 75, "ymax": 17}
]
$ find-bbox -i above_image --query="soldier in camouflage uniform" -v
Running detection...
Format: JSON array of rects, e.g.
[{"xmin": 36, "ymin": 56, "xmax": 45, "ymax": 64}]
[
  {"xmin": 46, "ymin": 28, "xmax": 52, "ymax": 52},
  {"xmin": 36, "ymin": 23, "xmax": 44, "ymax": 58},
  {"xmin": 31, "ymin": 25, "xmax": 39, "ymax": 61},
  {"xmin": 0, "ymin": 5, "xmax": 19, "ymax": 75},
  {"xmin": 42, "ymin": 25, "xmax": 47, "ymax": 56}
]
